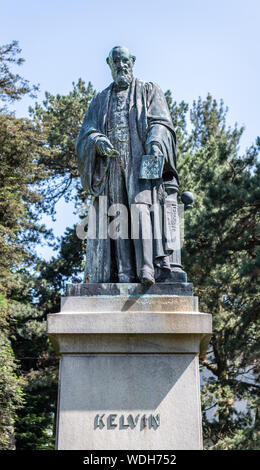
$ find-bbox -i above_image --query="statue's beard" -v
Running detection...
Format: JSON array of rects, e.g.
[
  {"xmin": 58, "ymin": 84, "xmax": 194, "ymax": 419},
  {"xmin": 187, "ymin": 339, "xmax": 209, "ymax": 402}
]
[{"xmin": 113, "ymin": 69, "xmax": 133, "ymax": 89}]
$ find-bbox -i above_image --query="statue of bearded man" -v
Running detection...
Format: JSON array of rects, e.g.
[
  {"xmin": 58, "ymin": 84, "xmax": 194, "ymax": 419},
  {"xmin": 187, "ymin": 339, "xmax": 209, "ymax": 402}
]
[{"xmin": 76, "ymin": 46, "xmax": 182, "ymax": 286}]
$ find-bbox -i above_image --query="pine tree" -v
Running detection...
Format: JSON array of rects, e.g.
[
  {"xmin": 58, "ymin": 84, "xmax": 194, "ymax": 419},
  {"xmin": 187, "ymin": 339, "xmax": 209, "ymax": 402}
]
[
  {"xmin": 10, "ymin": 81, "xmax": 94, "ymax": 449},
  {"xmin": 27, "ymin": 84, "xmax": 259, "ymax": 450},
  {"xmin": 173, "ymin": 94, "xmax": 260, "ymax": 449},
  {"xmin": 29, "ymin": 79, "xmax": 95, "ymax": 213},
  {"xmin": 0, "ymin": 296, "xmax": 24, "ymax": 449},
  {"xmin": 0, "ymin": 40, "xmax": 38, "ymax": 104},
  {"xmin": 0, "ymin": 41, "xmax": 41, "ymax": 449},
  {"xmin": 2, "ymin": 50, "xmax": 258, "ymax": 448},
  {"xmin": 0, "ymin": 41, "xmax": 52, "ymax": 449}
]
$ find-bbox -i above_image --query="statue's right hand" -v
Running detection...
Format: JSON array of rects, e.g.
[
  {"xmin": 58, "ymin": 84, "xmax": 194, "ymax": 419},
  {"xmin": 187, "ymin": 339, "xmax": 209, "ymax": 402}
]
[{"xmin": 96, "ymin": 140, "xmax": 119, "ymax": 157}]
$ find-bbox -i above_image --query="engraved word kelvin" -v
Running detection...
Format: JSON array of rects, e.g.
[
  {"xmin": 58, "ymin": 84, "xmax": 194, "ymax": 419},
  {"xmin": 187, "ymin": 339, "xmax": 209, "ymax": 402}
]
[{"xmin": 94, "ymin": 413, "xmax": 160, "ymax": 430}]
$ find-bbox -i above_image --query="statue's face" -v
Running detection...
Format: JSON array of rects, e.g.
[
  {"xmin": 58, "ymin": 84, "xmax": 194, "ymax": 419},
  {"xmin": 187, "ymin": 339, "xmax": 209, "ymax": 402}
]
[{"xmin": 108, "ymin": 47, "xmax": 134, "ymax": 89}]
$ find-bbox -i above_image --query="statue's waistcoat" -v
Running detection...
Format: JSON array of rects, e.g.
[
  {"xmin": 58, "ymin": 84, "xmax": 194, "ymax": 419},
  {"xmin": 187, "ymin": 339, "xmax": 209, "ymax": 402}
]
[{"xmin": 107, "ymin": 87, "xmax": 131, "ymax": 171}]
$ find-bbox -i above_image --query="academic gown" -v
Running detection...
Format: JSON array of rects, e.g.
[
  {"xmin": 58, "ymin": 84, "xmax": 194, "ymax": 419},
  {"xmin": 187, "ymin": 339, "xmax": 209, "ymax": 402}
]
[{"xmin": 76, "ymin": 78, "xmax": 179, "ymax": 283}]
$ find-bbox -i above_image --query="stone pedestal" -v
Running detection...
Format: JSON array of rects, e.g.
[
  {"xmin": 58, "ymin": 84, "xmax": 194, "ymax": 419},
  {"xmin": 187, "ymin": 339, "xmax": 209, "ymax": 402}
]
[{"xmin": 47, "ymin": 284, "xmax": 212, "ymax": 450}]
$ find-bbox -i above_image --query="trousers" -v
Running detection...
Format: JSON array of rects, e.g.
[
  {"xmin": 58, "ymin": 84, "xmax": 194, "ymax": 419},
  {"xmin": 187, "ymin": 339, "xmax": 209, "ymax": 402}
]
[{"xmin": 108, "ymin": 156, "xmax": 154, "ymax": 282}]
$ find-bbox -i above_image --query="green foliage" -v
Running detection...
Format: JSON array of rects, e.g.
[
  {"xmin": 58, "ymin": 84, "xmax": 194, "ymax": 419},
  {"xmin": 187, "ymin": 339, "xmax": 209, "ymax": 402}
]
[
  {"xmin": 14, "ymin": 365, "xmax": 58, "ymax": 450},
  {"xmin": 9, "ymin": 228, "xmax": 83, "ymax": 450},
  {"xmin": 0, "ymin": 51, "xmax": 93, "ymax": 447},
  {"xmin": 1, "ymin": 40, "xmax": 259, "ymax": 449},
  {"xmin": 29, "ymin": 79, "xmax": 95, "ymax": 213},
  {"xmin": 0, "ymin": 330, "xmax": 25, "ymax": 449},
  {"xmin": 0, "ymin": 40, "xmax": 38, "ymax": 105},
  {"xmin": 167, "ymin": 93, "xmax": 260, "ymax": 449},
  {"xmin": 4, "ymin": 267, "xmax": 59, "ymax": 450},
  {"xmin": 0, "ymin": 41, "xmax": 54, "ymax": 449},
  {"xmin": 0, "ymin": 113, "xmax": 52, "ymax": 293},
  {"xmin": 29, "ymin": 86, "xmax": 259, "ymax": 450}
]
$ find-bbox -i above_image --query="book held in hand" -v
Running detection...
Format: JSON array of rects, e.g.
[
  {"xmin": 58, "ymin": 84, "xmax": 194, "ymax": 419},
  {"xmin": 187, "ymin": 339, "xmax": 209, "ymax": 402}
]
[{"xmin": 139, "ymin": 154, "xmax": 164, "ymax": 180}]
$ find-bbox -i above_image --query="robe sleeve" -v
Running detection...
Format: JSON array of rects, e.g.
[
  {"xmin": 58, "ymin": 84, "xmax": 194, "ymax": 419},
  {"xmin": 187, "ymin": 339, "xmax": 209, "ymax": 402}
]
[
  {"xmin": 145, "ymin": 82, "xmax": 179, "ymax": 185},
  {"xmin": 76, "ymin": 93, "xmax": 111, "ymax": 196}
]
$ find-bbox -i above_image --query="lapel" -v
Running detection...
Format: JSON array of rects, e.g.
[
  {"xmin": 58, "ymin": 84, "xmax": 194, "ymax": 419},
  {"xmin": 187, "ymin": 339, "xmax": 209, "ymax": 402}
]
[
  {"xmin": 101, "ymin": 83, "xmax": 113, "ymax": 133},
  {"xmin": 129, "ymin": 78, "xmax": 136, "ymax": 138},
  {"xmin": 132, "ymin": 78, "xmax": 147, "ymax": 144},
  {"xmin": 129, "ymin": 77, "xmax": 136, "ymax": 110}
]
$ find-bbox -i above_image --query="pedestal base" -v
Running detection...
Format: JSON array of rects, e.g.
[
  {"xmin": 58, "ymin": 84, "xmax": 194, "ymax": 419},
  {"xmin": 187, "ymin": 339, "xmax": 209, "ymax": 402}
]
[{"xmin": 47, "ymin": 286, "xmax": 212, "ymax": 450}]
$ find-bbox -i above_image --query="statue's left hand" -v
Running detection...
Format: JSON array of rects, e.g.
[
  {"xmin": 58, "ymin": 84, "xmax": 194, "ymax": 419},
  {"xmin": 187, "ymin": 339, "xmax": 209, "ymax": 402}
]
[{"xmin": 146, "ymin": 142, "xmax": 162, "ymax": 160}]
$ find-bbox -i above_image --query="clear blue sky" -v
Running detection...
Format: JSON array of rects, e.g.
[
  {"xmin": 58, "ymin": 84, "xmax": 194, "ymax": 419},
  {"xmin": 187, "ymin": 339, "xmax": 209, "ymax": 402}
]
[{"xmin": 1, "ymin": 0, "xmax": 259, "ymax": 258}]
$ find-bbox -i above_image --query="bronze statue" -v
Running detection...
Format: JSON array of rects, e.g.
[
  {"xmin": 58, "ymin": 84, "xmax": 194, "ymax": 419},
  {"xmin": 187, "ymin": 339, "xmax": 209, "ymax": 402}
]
[{"xmin": 76, "ymin": 46, "xmax": 186, "ymax": 285}]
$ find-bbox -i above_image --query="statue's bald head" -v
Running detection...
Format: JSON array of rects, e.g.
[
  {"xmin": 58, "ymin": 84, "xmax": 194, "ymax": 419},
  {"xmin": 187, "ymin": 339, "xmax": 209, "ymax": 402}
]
[
  {"xmin": 106, "ymin": 46, "xmax": 136, "ymax": 89},
  {"xmin": 107, "ymin": 46, "xmax": 136, "ymax": 66}
]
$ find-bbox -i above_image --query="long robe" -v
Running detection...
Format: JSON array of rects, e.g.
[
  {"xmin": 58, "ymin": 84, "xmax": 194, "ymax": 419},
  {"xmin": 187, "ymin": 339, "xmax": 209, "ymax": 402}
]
[{"xmin": 76, "ymin": 78, "xmax": 178, "ymax": 282}]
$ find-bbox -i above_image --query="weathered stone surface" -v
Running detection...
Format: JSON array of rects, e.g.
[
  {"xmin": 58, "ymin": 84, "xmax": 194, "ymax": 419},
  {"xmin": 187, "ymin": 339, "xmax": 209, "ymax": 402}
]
[
  {"xmin": 56, "ymin": 353, "xmax": 202, "ymax": 450},
  {"xmin": 48, "ymin": 312, "xmax": 211, "ymax": 349},
  {"xmin": 48, "ymin": 309, "xmax": 211, "ymax": 359},
  {"xmin": 60, "ymin": 293, "xmax": 198, "ymax": 313},
  {"xmin": 66, "ymin": 281, "xmax": 193, "ymax": 297},
  {"xmin": 47, "ymin": 293, "xmax": 212, "ymax": 450},
  {"xmin": 49, "ymin": 333, "xmax": 208, "ymax": 355}
]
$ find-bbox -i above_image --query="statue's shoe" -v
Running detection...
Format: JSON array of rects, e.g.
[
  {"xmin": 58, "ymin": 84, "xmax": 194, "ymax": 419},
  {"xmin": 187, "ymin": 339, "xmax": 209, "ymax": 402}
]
[{"xmin": 141, "ymin": 272, "xmax": 155, "ymax": 286}]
